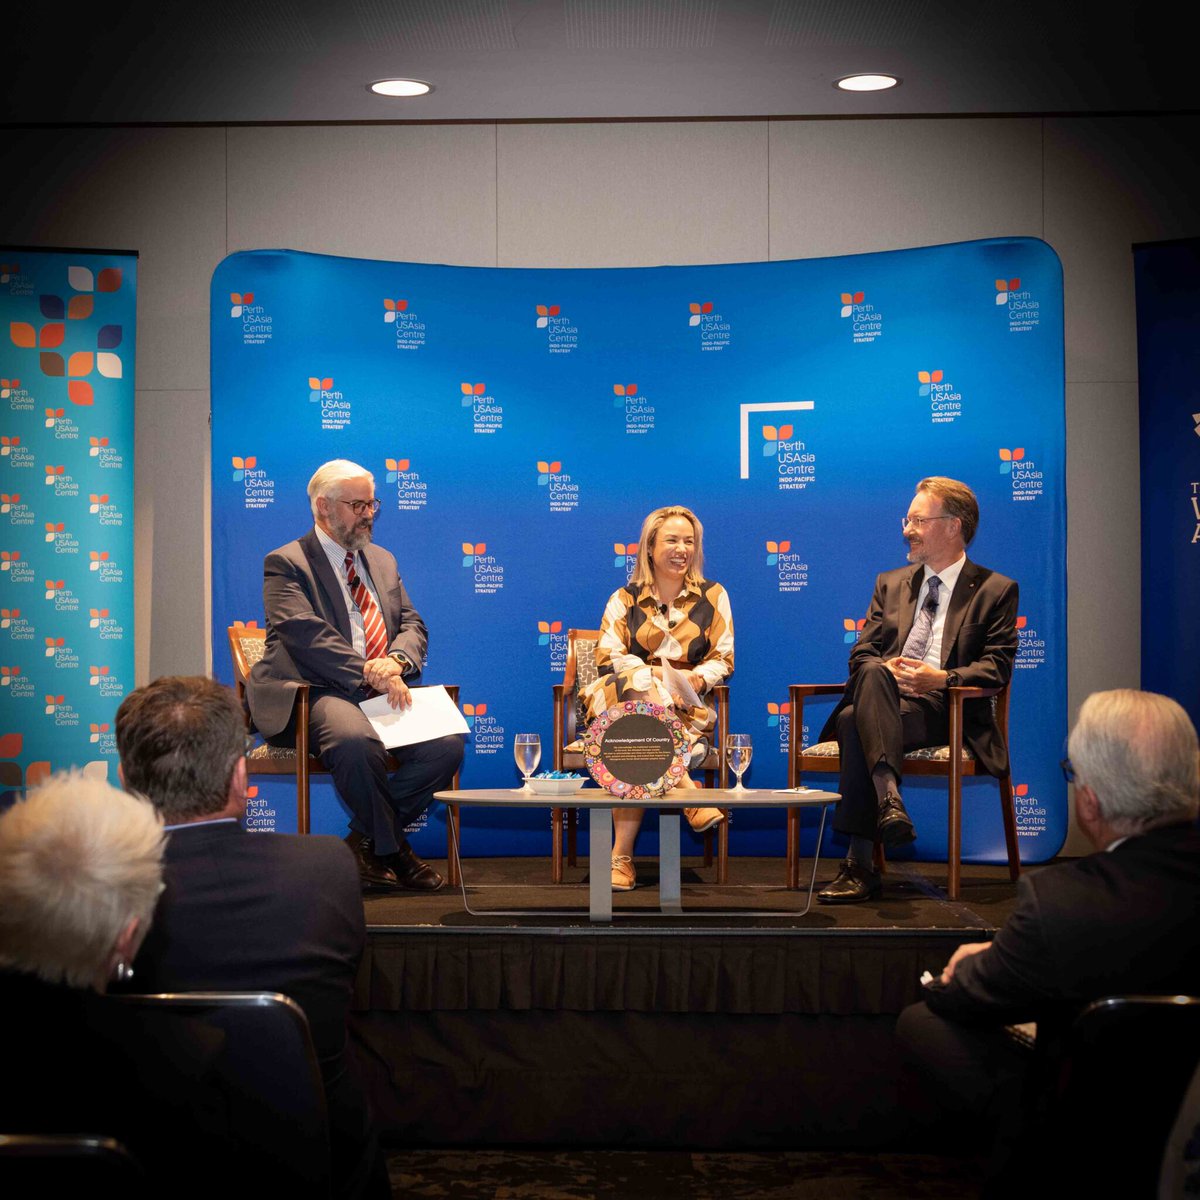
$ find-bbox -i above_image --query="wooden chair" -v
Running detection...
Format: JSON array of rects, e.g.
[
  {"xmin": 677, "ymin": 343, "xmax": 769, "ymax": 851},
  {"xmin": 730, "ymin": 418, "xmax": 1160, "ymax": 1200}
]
[
  {"xmin": 227, "ymin": 624, "xmax": 463, "ymax": 885},
  {"xmin": 786, "ymin": 681, "xmax": 1020, "ymax": 899},
  {"xmin": 551, "ymin": 628, "xmax": 730, "ymax": 884}
]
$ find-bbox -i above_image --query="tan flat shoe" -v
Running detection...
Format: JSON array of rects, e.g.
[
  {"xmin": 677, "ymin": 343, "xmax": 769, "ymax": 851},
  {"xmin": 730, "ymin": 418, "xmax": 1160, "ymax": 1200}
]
[
  {"xmin": 684, "ymin": 806, "xmax": 725, "ymax": 834},
  {"xmin": 611, "ymin": 854, "xmax": 637, "ymax": 891}
]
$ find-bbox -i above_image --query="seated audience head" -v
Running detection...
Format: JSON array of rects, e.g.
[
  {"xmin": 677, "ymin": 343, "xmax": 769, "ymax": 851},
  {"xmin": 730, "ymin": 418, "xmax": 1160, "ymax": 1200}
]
[
  {"xmin": 1068, "ymin": 688, "xmax": 1199, "ymax": 842},
  {"xmin": 631, "ymin": 504, "xmax": 705, "ymax": 587},
  {"xmin": 0, "ymin": 771, "xmax": 163, "ymax": 991},
  {"xmin": 116, "ymin": 675, "xmax": 247, "ymax": 824}
]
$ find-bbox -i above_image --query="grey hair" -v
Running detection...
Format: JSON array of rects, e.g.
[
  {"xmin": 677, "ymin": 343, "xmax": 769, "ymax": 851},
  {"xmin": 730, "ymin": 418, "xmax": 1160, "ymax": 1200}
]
[
  {"xmin": 0, "ymin": 771, "xmax": 164, "ymax": 989},
  {"xmin": 307, "ymin": 459, "xmax": 374, "ymax": 519},
  {"xmin": 1068, "ymin": 689, "xmax": 1200, "ymax": 833}
]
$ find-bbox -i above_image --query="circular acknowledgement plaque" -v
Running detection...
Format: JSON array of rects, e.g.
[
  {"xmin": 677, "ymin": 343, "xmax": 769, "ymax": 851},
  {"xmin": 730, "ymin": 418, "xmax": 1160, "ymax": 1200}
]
[{"xmin": 584, "ymin": 701, "xmax": 689, "ymax": 799}]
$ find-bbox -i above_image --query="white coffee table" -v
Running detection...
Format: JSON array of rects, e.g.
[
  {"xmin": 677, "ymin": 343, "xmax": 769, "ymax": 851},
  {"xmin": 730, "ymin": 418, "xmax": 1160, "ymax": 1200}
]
[{"xmin": 435, "ymin": 786, "xmax": 839, "ymax": 922}]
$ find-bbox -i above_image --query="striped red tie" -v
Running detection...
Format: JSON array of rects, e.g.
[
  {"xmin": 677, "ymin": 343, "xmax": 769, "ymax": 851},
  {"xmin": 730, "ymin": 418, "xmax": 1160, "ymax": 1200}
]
[{"xmin": 344, "ymin": 553, "xmax": 389, "ymax": 662}]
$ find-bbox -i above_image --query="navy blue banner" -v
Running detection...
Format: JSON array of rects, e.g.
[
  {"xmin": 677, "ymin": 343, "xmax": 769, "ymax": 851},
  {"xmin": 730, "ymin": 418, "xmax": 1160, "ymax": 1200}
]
[
  {"xmin": 1135, "ymin": 238, "xmax": 1200, "ymax": 729},
  {"xmin": 211, "ymin": 239, "xmax": 1066, "ymax": 862}
]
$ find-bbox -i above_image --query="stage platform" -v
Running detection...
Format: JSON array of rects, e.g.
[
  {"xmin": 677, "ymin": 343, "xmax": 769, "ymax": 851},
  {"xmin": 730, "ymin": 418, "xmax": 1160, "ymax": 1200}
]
[{"xmin": 349, "ymin": 857, "xmax": 1026, "ymax": 1152}]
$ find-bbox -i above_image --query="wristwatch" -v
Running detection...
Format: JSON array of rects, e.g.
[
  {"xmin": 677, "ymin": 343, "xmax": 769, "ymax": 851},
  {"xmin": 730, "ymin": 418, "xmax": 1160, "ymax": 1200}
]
[
  {"xmin": 945, "ymin": 671, "xmax": 962, "ymax": 688},
  {"xmin": 389, "ymin": 651, "xmax": 411, "ymax": 673}
]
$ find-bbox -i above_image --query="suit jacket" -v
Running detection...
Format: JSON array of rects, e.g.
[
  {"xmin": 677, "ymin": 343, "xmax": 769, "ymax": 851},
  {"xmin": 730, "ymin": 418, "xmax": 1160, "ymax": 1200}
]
[
  {"xmin": 924, "ymin": 822, "xmax": 1200, "ymax": 1032},
  {"xmin": 127, "ymin": 821, "xmax": 365, "ymax": 1074},
  {"xmin": 246, "ymin": 528, "xmax": 427, "ymax": 738},
  {"xmin": 821, "ymin": 557, "xmax": 1019, "ymax": 776}
]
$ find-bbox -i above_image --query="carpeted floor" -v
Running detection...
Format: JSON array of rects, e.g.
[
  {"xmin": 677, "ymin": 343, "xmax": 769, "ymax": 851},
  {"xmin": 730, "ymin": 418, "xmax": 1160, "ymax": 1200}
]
[{"xmin": 386, "ymin": 1147, "xmax": 990, "ymax": 1198}]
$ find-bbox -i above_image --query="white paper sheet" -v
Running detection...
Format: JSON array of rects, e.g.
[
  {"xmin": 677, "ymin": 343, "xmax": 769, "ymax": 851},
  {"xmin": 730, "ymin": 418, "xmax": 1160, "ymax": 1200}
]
[{"xmin": 359, "ymin": 685, "xmax": 470, "ymax": 748}]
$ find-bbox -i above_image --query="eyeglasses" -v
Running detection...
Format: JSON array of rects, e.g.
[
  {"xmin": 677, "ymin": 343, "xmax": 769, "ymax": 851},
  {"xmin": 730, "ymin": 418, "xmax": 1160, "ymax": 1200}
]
[
  {"xmin": 335, "ymin": 498, "xmax": 381, "ymax": 517},
  {"xmin": 1060, "ymin": 758, "xmax": 1075, "ymax": 784},
  {"xmin": 243, "ymin": 733, "xmax": 256, "ymax": 758},
  {"xmin": 901, "ymin": 514, "xmax": 955, "ymax": 530}
]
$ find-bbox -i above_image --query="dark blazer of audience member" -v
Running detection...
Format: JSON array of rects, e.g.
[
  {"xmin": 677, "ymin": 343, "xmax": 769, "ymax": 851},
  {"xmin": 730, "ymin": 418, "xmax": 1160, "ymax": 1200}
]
[
  {"xmin": 0, "ymin": 770, "xmax": 302, "ymax": 1195},
  {"xmin": 114, "ymin": 675, "xmax": 387, "ymax": 1200}
]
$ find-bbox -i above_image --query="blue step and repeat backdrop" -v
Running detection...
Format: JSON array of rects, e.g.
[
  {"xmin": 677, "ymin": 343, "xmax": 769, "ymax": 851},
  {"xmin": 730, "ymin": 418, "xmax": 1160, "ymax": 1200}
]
[
  {"xmin": 211, "ymin": 237, "xmax": 1066, "ymax": 862},
  {"xmin": 1, "ymin": 248, "xmax": 137, "ymax": 797}
]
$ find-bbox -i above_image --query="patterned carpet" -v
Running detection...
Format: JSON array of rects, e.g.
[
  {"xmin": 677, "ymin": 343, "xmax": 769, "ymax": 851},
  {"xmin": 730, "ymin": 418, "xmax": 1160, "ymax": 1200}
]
[{"xmin": 386, "ymin": 1148, "xmax": 989, "ymax": 1198}]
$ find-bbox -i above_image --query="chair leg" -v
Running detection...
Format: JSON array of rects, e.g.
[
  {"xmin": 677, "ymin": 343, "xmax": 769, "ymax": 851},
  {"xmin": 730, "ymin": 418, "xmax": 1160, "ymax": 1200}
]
[
  {"xmin": 873, "ymin": 841, "xmax": 887, "ymax": 875},
  {"xmin": 703, "ymin": 828, "xmax": 714, "ymax": 867},
  {"xmin": 948, "ymin": 769, "xmax": 964, "ymax": 901},
  {"xmin": 566, "ymin": 808, "xmax": 578, "ymax": 867},
  {"xmin": 999, "ymin": 775, "xmax": 1021, "ymax": 881},
  {"xmin": 552, "ymin": 807, "xmax": 564, "ymax": 884},
  {"xmin": 717, "ymin": 816, "xmax": 729, "ymax": 885}
]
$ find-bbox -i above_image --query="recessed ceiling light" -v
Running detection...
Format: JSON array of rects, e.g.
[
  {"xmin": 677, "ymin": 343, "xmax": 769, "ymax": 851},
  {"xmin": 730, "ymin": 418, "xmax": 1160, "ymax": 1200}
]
[
  {"xmin": 835, "ymin": 74, "xmax": 900, "ymax": 93},
  {"xmin": 369, "ymin": 79, "xmax": 433, "ymax": 98}
]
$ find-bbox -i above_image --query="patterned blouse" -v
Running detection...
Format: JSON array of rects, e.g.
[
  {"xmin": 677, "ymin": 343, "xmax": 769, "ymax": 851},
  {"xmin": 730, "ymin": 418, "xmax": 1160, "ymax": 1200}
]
[{"xmin": 584, "ymin": 579, "xmax": 734, "ymax": 736}]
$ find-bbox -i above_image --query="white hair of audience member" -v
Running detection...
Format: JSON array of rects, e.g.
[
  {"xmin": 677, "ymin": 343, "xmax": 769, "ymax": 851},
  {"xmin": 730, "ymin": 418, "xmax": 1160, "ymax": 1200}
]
[
  {"xmin": 0, "ymin": 770, "xmax": 165, "ymax": 990},
  {"xmin": 307, "ymin": 458, "xmax": 374, "ymax": 518},
  {"xmin": 1068, "ymin": 688, "xmax": 1200, "ymax": 834}
]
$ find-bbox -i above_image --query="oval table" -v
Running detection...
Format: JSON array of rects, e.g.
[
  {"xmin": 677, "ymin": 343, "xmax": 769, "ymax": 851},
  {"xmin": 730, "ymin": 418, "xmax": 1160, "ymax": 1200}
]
[{"xmin": 435, "ymin": 786, "xmax": 840, "ymax": 922}]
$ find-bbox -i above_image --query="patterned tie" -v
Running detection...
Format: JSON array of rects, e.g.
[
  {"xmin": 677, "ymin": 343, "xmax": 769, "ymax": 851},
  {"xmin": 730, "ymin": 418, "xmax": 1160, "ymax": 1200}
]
[
  {"xmin": 344, "ymin": 552, "xmax": 389, "ymax": 662},
  {"xmin": 901, "ymin": 575, "xmax": 941, "ymax": 662}
]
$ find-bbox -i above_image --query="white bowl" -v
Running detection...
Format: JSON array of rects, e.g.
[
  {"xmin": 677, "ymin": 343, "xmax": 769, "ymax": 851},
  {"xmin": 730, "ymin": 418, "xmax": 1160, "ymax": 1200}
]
[{"xmin": 526, "ymin": 777, "xmax": 587, "ymax": 796}]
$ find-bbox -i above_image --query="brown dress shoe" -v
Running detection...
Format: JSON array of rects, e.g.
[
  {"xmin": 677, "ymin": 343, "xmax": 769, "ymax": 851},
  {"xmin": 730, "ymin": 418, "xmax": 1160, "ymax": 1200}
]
[
  {"xmin": 344, "ymin": 831, "xmax": 402, "ymax": 892},
  {"xmin": 384, "ymin": 842, "xmax": 445, "ymax": 892}
]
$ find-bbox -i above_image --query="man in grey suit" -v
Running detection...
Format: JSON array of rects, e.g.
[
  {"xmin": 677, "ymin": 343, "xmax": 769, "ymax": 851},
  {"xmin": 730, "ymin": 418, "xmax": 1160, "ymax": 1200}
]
[
  {"xmin": 245, "ymin": 459, "xmax": 464, "ymax": 892},
  {"xmin": 818, "ymin": 477, "xmax": 1019, "ymax": 903}
]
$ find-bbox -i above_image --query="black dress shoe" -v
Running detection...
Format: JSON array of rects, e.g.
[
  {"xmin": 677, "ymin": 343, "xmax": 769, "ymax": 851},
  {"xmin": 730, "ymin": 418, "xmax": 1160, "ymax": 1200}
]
[
  {"xmin": 817, "ymin": 859, "xmax": 882, "ymax": 904},
  {"xmin": 877, "ymin": 791, "xmax": 917, "ymax": 847},
  {"xmin": 384, "ymin": 842, "xmax": 445, "ymax": 892},
  {"xmin": 344, "ymin": 831, "xmax": 402, "ymax": 892}
]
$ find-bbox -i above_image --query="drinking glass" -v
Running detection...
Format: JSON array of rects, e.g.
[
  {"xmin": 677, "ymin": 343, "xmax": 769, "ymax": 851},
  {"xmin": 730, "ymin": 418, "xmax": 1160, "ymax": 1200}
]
[
  {"xmin": 513, "ymin": 733, "xmax": 541, "ymax": 793},
  {"xmin": 726, "ymin": 733, "xmax": 753, "ymax": 794}
]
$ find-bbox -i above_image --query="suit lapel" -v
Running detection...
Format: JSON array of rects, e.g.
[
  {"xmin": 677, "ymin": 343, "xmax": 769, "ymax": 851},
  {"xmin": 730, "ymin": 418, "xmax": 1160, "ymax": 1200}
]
[
  {"xmin": 300, "ymin": 529, "xmax": 355, "ymax": 644},
  {"xmin": 939, "ymin": 558, "xmax": 979, "ymax": 667},
  {"xmin": 895, "ymin": 566, "xmax": 923, "ymax": 650}
]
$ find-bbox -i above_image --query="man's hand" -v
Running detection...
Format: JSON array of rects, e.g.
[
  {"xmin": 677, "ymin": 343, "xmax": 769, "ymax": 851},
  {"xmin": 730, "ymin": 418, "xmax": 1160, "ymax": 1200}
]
[
  {"xmin": 939, "ymin": 941, "xmax": 990, "ymax": 984},
  {"xmin": 889, "ymin": 656, "xmax": 948, "ymax": 697},
  {"xmin": 382, "ymin": 675, "xmax": 412, "ymax": 711},
  {"xmin": 364, "ymin": 656, "xmax": 411, "ymax": 709}
]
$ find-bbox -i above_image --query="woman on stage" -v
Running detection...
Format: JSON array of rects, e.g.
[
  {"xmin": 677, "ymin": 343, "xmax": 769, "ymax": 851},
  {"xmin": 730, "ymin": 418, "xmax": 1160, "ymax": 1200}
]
[{"xmin": 583, "ymin": 504, "xmax": 734, "ymax": 891}]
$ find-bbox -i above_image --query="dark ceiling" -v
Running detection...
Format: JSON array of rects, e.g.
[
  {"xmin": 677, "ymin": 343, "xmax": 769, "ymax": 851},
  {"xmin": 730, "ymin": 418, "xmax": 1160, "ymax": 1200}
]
[{"xmin": 4, "ymin": 0, "xmax": 1190, "ymax": 125}]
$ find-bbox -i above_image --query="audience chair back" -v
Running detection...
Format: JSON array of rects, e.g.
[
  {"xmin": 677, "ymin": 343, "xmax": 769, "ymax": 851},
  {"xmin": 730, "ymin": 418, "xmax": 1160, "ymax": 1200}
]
[
  {"xmin": 551, "ymin": 628, "xmax": 730, "ymax": 883},
  {"xmin": 112, "ymin": 991, "xmax": 330, "ymax": 1196},
  {"xmin": 1057, "ymin": 994, "xmax": 1200, "ymax": 1197},
  {"xmin": 228, "ymin": 623, "xmax": 463, "ymax": 884},
  {"xmin": 0, "ymin": 1135, "xmax": 146, "ymax": 1194},
  {"xmin": 787, "ymin": 681, "xmax": 1019, "ymax": 899}
]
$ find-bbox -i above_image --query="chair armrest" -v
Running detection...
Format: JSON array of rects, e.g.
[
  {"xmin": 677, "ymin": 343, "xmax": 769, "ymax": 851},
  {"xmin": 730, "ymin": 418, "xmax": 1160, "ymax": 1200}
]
[
  {"xmin": 947, "ymin": 685, "xmax": 1003, "ymax": 702},
  {"xmin": 789, "ymin": 683, "xmax": 847, "ymax": 698}
]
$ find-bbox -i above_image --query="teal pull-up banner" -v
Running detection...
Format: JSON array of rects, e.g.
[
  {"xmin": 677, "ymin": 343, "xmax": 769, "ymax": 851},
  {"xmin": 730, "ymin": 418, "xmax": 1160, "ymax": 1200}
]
[
  {"xmin": 1, "ymin": 247, "xmax": 137, "ymax": 796},
  {"xmin": 210, "ymin": 237, "xmax": 1065, "ymax": 862}
]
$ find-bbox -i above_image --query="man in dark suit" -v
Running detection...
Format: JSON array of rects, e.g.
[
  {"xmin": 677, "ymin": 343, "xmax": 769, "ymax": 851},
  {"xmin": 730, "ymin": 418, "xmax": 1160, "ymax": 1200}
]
[
  {"xmin": 818, "ymin": 476, "xmax": 1018, "ymax": 903},
  {"xmin": 245, "ymin": 458, "xmax": 463, "ymax": 892},
  {"xmin": 897, "ymin": 688, "xmax": 1200, "ymax": 1190},
  {"xmin": 115, "ymin": 674, "xmax": 386, "ymax": 1199}
]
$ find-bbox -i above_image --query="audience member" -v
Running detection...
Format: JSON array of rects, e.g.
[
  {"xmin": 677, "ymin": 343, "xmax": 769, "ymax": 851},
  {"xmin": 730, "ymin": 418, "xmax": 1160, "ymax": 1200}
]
[
  {"xmin": 114, "ymin": 674, "xmax": 387, "ymax": 1199},
  {"xmin": 897, "ymin": 688, "xmax": 1200, "ymax": 1191}
]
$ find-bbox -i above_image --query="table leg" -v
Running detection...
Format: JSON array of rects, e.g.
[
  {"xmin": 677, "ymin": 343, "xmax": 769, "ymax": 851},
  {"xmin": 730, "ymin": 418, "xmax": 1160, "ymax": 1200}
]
[
  {"xmin": 589, "ymin": 807, "xmax": 613, "ymax": 923},
  {"xmin": 658, "ymin": 809, "xmax": 682, "ymax": 915}
]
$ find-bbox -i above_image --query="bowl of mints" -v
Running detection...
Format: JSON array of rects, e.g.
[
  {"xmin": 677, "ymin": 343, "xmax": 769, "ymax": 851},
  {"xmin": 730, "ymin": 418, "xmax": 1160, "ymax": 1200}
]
[{"xmin": 526, "ymin": 771, "xmax": 587, "ymax": 796}]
